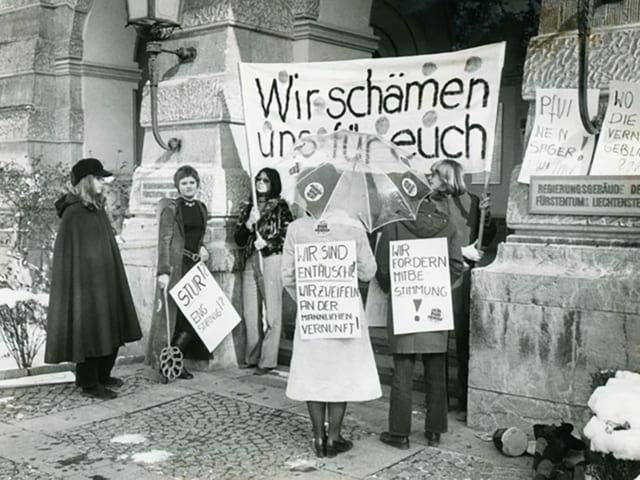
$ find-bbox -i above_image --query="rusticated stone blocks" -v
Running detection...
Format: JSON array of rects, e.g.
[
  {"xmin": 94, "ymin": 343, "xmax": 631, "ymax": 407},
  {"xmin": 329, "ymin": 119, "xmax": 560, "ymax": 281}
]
[{"xmin": 468, "ymin": 240, "xmax": 640, "ymax": 433}]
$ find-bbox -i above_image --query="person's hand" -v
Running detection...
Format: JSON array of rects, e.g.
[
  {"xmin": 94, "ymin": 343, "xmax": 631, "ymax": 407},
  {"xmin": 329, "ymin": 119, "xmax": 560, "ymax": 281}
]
[
  {"xmin": 479, "ymin": 193, "xmax": 491, "ymax": 211},
  {"xmin": 254, "ymin": 232, "xmax": 267, "ymax": 250},
  {"xmin": 245, "ymin": 206, "xmax": 260, "ymax": 229},
  {"xmin": 158, "ymin": 274, "xmax": 170, "ymax": 290},
  {"xmin": 199, "ymin": 246, "xmax": 210, "ymax": 262},
  {"xmin": 461, "ymin": 243, "xmax": 483, "ymax": 262}
]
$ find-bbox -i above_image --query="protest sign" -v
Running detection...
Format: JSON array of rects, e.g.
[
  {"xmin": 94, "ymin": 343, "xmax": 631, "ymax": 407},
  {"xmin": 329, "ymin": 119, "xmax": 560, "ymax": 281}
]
[
  {"xmin": 364, "ymin": 276, "xmax": 388, "ymax": 328},
  {"xmin": 389, "ymin": 238, "xmax": 453, "ymax": 335},
  {"xmin": 591, "ymin": 81, "xmax": 640, "ymax": 176},
  {"xmin": 518, "ymin": 88, "xmax": 599, "ymax": 184},
  {"xmin": 239, "ymin": 42, "xmax": 505, "ymax": 175},
  {"xmin": 294, "ymin": 240, "xmax": 361, "ymax": 339},
  {"xmin": 169, "ymin": 262, "xmax": 241, "ymax": 353}
]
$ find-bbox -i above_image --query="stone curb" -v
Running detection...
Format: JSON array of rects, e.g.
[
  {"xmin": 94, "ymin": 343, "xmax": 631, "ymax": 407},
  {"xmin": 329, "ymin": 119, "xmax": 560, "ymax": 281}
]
[{"xmin": 0, "ymin": 355, "xmax": 144, "ymax": 381}]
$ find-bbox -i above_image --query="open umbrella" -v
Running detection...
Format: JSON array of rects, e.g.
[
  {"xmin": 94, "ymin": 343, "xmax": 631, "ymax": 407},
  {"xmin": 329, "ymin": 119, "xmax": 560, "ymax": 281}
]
[{"xmin": 276, "ymin": 130, "xmax": 431, "ymax": 232}]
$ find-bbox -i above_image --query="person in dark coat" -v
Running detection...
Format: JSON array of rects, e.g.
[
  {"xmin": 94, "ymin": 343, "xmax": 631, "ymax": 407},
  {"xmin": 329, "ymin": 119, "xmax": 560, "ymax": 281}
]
[
  {"xmin": 448, "ymin": 173, "xmax": 496, "ymax": 423},
  {"xmin": 376, "ymin": 159, "xmax": 465, "ymax": 450},
  {"xmin": 146, "ymin": 165, "xmax": 210, "ymax": 382},
  {"xmin": 45, "ymin": 158, "xmax": 142, "ymax": 400}
]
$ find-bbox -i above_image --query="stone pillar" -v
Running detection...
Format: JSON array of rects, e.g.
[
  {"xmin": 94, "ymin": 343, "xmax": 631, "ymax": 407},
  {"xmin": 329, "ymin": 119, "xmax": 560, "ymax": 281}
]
[
  {"xmin": 467, "ymin": 0, "xmax": 640, "ymax": 433},
  {"xmin": 120, "ymin": 0, "xmax": 295, "ymax": 368},
  {"xmin": 0, "ymin": 1, "xmax": 87, "ymax": 166},
  {"xmin": 293, "ymin": 0, "xmax": 378, "ymax": 61}
]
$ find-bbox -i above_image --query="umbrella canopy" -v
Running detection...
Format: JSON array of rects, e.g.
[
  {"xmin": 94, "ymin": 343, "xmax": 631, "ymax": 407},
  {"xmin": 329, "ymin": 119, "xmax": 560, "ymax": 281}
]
[{"xmin": 276, "ymin": 130, "xmax": 431, "ymax": 232}]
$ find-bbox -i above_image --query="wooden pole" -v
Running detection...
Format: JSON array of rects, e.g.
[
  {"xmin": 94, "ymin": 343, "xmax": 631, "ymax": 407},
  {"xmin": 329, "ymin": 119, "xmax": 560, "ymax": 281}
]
[{"xmin": 476, "ymin": 170, "xmax": 490, "ymax": 251}]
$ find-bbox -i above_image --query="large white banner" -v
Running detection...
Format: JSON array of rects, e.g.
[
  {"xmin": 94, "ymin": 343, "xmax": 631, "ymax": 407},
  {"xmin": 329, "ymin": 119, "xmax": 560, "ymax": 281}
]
[
  {"xmin": 169, "ymin": 262, "xmax": 241, "ymax": 353},
  {"xmin": 294, "ymin": 240, "xmax": 361, "ymax": 339},
  {"xmin": 591, "ymin": 80, "xmax": 640, "ymax": 176},
  {"xmin": 239, "ymin": 43, "xmax": 505, "ymax": 175},
  {"xmin": 389, "ymin": 238, "xmax": 453, "ymax": 335},
  {"xmin": 519, "ymin": 88, "xmax": 599, "ymax": 184}
]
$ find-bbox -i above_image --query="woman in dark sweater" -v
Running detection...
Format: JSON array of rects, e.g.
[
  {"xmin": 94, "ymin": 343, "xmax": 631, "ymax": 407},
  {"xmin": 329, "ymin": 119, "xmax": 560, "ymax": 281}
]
[{"xmin": 146, "ymin": 165, "xmax": 210, "ymax": 382}]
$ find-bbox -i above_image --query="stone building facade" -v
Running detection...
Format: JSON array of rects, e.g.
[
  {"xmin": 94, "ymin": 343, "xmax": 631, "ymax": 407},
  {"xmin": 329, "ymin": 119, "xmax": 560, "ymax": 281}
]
[
  {"xmin": 8, "ymin": 1, "xmax": 618, "ymax": 434},
  {"xmin": 468, "ymin": 0, "xmax": 640, "ymax": 432}
]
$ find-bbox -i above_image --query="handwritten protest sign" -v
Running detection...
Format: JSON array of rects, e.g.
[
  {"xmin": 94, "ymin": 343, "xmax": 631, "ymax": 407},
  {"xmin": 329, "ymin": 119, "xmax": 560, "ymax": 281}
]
[
  {"xmin": 294, "ymin": 240, "xmax": 361, "ymax": 339},
  {"xmin": 591, "ymin": 81, "xmax": 640, "ymax": 176},
  {"xmin": 389, "ymin": 238, "xmax": 453, "ymax": 335},
  {"xmin": 239, "ymin": 43, "xmax": 505, "ymax": 175},
  {"xmin": 519, "ymin": 88, "xmax": 599, "ymax": 184},
  {"xmin": 169, "ymin": 262, "xmax": 241, "ymax": 353},
  {"xmin": 364, "ymin": 276, "xmax": 388, "ymax": 328}
]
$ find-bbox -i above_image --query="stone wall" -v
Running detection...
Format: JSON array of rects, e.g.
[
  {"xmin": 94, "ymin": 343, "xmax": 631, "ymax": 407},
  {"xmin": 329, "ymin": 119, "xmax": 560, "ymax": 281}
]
[{"xmin": 467, "ymin": 0, "xmax": 640, "ymax": 433}]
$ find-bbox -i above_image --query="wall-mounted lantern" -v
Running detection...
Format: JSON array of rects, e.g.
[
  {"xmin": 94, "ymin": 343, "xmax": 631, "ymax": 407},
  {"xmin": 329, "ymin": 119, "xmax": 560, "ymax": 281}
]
[{"xmin": 125, "ymin": 0, "xmax": 197, "ymax": 151}]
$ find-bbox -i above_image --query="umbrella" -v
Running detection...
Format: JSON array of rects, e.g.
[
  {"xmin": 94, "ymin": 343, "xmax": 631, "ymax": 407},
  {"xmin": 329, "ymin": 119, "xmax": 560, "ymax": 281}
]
[{"xmin": 276, "ymin": 130, "xmax": 431, "ymax": 232}]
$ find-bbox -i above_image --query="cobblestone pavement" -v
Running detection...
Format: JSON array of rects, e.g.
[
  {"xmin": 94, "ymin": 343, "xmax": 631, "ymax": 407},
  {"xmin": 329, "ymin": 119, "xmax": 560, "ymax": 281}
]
[
  {"xmin": 0, "ymin": 365, "xmax": 532, "ymax": 479},
  {"xmin": 0, "ymin": 373, "xmax": 156, "ymax": 422},
  {"xmin": 368, "ymin": 447, "xmax": 530, "ymax": 480}
]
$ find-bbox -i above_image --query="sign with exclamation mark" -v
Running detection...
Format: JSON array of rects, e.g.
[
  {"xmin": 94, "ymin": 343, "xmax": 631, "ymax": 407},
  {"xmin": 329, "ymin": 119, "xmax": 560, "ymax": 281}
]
[
  {"xmin": 413, "ymin": 299, "xmax": 422, "ymax": 321},
  {"xmin": 389, "ymin": 237, "xmax": 454, "ymax": 335}
]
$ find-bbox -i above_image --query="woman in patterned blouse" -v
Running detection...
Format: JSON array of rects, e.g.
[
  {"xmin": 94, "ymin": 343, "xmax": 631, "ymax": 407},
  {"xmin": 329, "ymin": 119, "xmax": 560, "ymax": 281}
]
[{"xmin": 235, "ymin": 167, "xmax": 293, "ymax": 375}]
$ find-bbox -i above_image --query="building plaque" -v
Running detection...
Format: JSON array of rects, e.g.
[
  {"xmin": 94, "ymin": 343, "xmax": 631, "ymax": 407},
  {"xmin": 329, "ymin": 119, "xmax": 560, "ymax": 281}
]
[
  {"xmin": 529, "ymin": 175, "xmax": 640, "ymax": 216},
  {"xmin": 141, "ymin": 181, "xmax": 176, "ymax": 203}
]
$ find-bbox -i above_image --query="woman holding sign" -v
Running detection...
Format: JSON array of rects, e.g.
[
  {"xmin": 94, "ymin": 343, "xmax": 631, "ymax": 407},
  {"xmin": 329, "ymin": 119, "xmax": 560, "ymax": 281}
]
[
  {"xmin": 146, "ymin": 165, "xmax": 210, "ymax": 382},
  {"xmin": 234, "ymin": 168, "xmax": 293, "ymax": 375},
  {"xmin": 376, "ymin": 159, "xmax": 465, "ymax": 449},
  {"xmin": 282, "ymin": 210, "xmax": 382, "ymax": 458}
]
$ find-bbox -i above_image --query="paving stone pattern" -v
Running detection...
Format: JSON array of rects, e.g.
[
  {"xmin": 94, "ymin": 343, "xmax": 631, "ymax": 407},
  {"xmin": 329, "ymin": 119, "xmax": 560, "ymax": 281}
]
[
  {"xmin": 58, "ymin": 391, "xmax": 359, "ymax": 480},
  {"xmin": 0, "ymin": 369, "xmax": 533, "ymax": 479},
  {"xmin": 0, "ymin": 374, "xmax": 156, "ymax": 422},
  {"xmin": 0, "ymin": 457, "xmax": 59, "ymax": 480},
  {"xmin": 368, "ymin": 447, "xmax": 531, "ymax": 480}
]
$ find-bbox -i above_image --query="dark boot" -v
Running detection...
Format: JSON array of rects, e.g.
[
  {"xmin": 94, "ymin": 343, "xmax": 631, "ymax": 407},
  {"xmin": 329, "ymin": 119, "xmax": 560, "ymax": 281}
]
[{"xmin": 174, "ymin": 332, "xmax": 194, "ymax": 380}]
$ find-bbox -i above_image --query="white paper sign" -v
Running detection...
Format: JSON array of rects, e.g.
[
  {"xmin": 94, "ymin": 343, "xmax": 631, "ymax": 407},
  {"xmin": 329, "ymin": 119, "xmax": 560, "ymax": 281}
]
[
  {"xmin": 239, "ymin": 43, "xmax": 505, "ymax": 175},
  {"xmin": 294, "ymin": 241, "xmax": 361, "ymax": 339},
  {"xmin": 364, "ymin": 276, "xmax": 388, "ymax": 328},
  {"xmin": 591, "ymin": 81, "xmax": 640, "ymax": 175},
  {"xmin": 169, "ymin": 262, "xmax": 241, "ymax": 353},
  {"xmin": 389, "ymin": 238, "xmax": 453, "ymax": 335},
  {"xmin": 519, "ymin": 88, "xmax": 599, "ymax": 184}
]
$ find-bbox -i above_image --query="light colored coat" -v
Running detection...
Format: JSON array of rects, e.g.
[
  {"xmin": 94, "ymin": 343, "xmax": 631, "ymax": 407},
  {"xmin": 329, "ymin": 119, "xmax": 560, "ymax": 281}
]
[{"xmin": 282, "ymin": 211, "xmax": 382, "ymax": 402}]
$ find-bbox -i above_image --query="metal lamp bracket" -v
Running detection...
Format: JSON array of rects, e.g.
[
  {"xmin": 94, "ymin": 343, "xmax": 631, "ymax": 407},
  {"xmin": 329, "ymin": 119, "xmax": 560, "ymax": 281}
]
[
  {"xmin": 146, "ymin": 42, "xmax": 198, "ymax": 152},
  {"xmin": 577, "ymin": 0, "xmax": 624, "ymax": 135}
]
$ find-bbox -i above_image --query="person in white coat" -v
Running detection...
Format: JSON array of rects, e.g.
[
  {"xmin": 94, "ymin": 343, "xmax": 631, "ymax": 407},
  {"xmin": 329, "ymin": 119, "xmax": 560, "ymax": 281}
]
[{"xmin": 282, "ymin": 210, "xmax": 382, "ymax": 458}]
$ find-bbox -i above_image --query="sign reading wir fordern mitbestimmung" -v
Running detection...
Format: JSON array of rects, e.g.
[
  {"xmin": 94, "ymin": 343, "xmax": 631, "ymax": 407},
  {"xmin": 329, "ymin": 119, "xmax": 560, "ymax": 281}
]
[
  {"xmin": 529, "ymin": 176, "xmax": 640, "ymax": 216},
  {"xmin": 389, "ymin": 238, "xmax": 453, "ymax": 335}
]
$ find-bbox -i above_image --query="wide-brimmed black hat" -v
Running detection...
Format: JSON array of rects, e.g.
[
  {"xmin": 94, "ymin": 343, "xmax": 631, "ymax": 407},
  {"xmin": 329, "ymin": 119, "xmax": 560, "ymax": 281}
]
[{"xmin": 71, "ymin": 158, "xmax": 113, "ymax": 186}]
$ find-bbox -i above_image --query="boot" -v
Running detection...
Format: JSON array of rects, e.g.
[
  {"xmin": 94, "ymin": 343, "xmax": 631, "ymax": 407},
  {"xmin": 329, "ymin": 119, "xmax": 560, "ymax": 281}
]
[{"xmin": 174, "ymin": 332, "xmax": 194, "ymax": 380}]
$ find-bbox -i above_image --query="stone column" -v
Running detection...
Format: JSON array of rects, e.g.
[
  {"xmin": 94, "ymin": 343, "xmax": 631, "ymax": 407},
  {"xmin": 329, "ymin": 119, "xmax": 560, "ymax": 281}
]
[
  {"xmin": 293, "ymin": 0, "xmax": 378, "ymax": 61},
  {"xmin": 467, "ymin": 0, "xmax": 640, "ymax": 432},
  {"xmin": 120, "ymin": 0, "xmax": 295, "ymax": 368},
  {"xmin": 0, "ymin": 1, "xmax": 86, "ymax": 166}
]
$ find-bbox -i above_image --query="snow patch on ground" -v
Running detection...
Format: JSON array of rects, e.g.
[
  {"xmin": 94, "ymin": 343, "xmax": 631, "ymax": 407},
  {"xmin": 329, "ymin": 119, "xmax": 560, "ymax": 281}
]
[
  {"xmin": 110, "ymin": 434, "xmax": 147, "ymax": 445},
  {"xmin": 131, "ymin": 450, "xmax": 173, "ymax": 464},
  {"xmin": 584, "ymin": 370, "xmax": 640, "ymax": 460}
]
